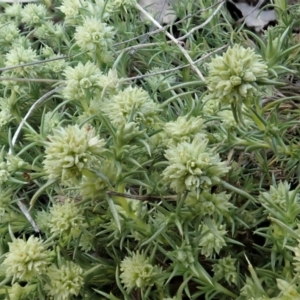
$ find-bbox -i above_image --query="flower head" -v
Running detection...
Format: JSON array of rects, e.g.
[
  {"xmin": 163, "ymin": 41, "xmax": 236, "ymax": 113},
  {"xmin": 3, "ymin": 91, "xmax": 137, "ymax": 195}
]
[
  {"xmin": 185, "ymin": 190, "xmax": 233, "ymax": 218},
  {"xmin": 0, "ymin": 23, "xmax": 20, "ymax": 51},
  {"xmin": 75, "ymin": 17, "xmax": 115, "ymax": 52},
  {"xmin": 120, "ymin": 251, "xmax": 161, "ymax": 290},
  {"xmin": 199, "ymin": 222, "xmax": 227, "ymax": 257},
  {"xmin": 173, "ymin": 244, "xmax": 195, "ymax": 268},
  {"xmin": 0, "ymin": 109, "xmax": 13, "ymax": 128},
  {"xmin": 5, "ymin": 3, "xmax": 22, "ymax": 19},
  {"xmin": 5, "ymin": 46, "xmax": 38, "ymax": 77},
  {"xmin": 42, "ymin": 111, "xmax": 61, "ymax": 134},
  {"xmin": 259, "ymin": 181, "xmax": 293, "ymax": 210},
  {"xmin": 212, "ymin": 256, "xmax": 237, "ymax": 284},
  {"xmin": 49, "ymin": 201, "xmax": 86, "ymax": 242},
  {"xmin": 164, "ymin": 116, "xmax": 206, "ymax": 146},
  {"xmin": 3, "ymin": 236, "xmax": 52, "ymax": 281},
  {"xmin": 206, "ymin": 44, "xmax": 268, "ymax": 105},
  {"xmin": 6, "ymin": 154, "xmax": 26, "ymax": 172},
  {"xmin": 98, "ymin": 68, "xmax": 122, "ymax": 96},
  {"xmin": 45, "ymin": 261, "xmax": 84, "ymax": 300},
  {"xmin": 63, "ymin": 61, "xmax": 101, "ymax": 101},
  {"xmin": 110, "ymin": 0, "xmax": 137, "ymax": 11},
  {"xmin": 21, "ymin": 4, "xmax": 47, "ymax": 27},
  {"xmin": 102, "ymin": 86, "xmax": 160, "ymax": 127},
  {"xmin": 162, "ymin": 136, "xmax": 230, "ymax": 193},
  {"xmin": 43, "ymin": 124, "xmax": 105, "ymax": 186},
  {"xmin": 59, "ymin": 0, "xmax": 88, "ymax": 23}
]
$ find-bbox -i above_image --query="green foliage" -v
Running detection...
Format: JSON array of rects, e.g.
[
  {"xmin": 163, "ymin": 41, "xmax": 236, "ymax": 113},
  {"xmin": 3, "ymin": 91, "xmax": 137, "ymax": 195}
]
[{"xmin": 0, "ymin": 0, "xmax": 300, "ymax": 299}]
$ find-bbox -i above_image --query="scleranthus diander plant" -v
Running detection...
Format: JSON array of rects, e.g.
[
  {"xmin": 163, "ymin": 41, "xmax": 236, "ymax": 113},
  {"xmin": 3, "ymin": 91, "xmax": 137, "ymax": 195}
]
[{"xmin": 0, "ymin": 0, "xmax": 299, "ymax": 299}]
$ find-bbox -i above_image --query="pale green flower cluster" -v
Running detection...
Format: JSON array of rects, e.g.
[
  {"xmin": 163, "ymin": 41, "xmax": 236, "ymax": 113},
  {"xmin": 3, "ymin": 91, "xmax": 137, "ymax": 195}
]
[
  {"xmin": 98, "ymin": 68, "xmax": 122, "ymax": 96},
  {"xmin": 173, "ymin": 244, "xmax": 195, "ymax": 268},
  {"xmin": 199, "ymin": 222, "xmax": 227, "ymax": 257},
  {"xmin": 162, "ymin": 136, "xmax": 230, "ymax": 193},
  {"xmin": 21, "ymin": 4, "xmax": 47, "ymax": 26},
  {"xmin": 201, "ymin": 95, "xmax": 220, "ymax": 116},
  {"xmin": 59, "ymin": 0, "xmax": 88, "ymax": 23},
  {"xmin": 212, "ymin": 256, "xmax": 237, "ymax": 284},
  {"xmin": 259, "ymin": 181, "xmax": 293, "ymax": 210},
  {"xmin": 0, "ymin": 169, "xmax": 9, "ymax": 186},
  {"xmin": 164, "ymin": 116, "xmax": 206, "ymax": 146},
  {"xmin": 49, "ymin": 201, "xmax": 86, "ymax": 242},
  {"xmin": 3, "ymin": 236, "xmax": 52, "ymax": 281},
  {"xmin": 6, "ymin": 154, "xmax": 26, "ymax": 172},
  {"xmin": 0, "ymin": 23, "xmax": 20, "ymax": 52},
  {"xmin": 290, "ymin": 239, "xmax": 300, "ymax": 273},
  {"xmin": 185, "ymin": 190, "xmax": 233, "ymax": 218},
  {"xmin": 5, "ymin": 3, "xmax": 22, "ymax": 19},
  {"xmin": 4, "ymin": 46, "xmax": 38, "ymax": 77},
  {"xmin": 43, "ymin": 124, "xmax": 105, "ymax": 186},
  {"xmin": 0, "ymin": 109, "xmax": 13, "ymax": 128},
  {"xmin": 35, "ymin": 210, "xmax": 51, "ymax": 233},
  {"xmin": 102, "ymin": 86, "xmax": 160, "ymax": 127},
  {"xmin": 206, "ymin": 44, "xmax": 268, "ymax": 105},
  {"xmin": 63, "ymin": 61, "xmax": 101, "ymax": 101},
  {"xmin": 110, "ymin": 0, "xmax": 137, "ymax": 10},
  {"xmin": 120, "ymin": 251, "xmax": 161, "ymax": 290},
  {"xmin": 45, "ymin": 261, "xmax": 84, "ymax": 300},
  {"xmin": 34, "ymin": 22, "xmax": 65, "ymax": 46},
  {"xmin": 75, "ymin": 17, "xmax": 115, "ymax": 52},
  {"xmin": 42, "ymin": 111, "xmax": 61, "ymax": 134}
]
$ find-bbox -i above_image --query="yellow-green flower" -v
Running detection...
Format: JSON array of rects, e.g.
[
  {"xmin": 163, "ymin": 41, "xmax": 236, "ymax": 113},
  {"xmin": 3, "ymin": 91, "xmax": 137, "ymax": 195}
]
[
  {"xmin": 162, "ymin": 136, "xmax": 230, "ymax": 193},
  {"xmin": 120, "ymin": 251, "xmax": 161, "ymax": 291},
  {"xmin": 164, "ymin": 116, "xmax": 206, "ymax": 146},
  {"xmin": 0, "ymin": 23, "xmax": 20, "ymax": 51},
  {"xmin": 102, "ymin": 86, "xmax": 160, "ymax": 127},
  {"xmin": 21, "ymin": 4, "xmax": 47, "ymax": 26},
  {"xmin": 75, "ymin": 17, "xmax": 115, "ymax": 52},
  {"xmin": 3, "ymin": 236, "xmax": 52, "ymax": 281},
  {"xmin": 59, "ymin": 0, "xmax": 88, "ymax": 24},
  {"xmin": 49, "ymin": 201, "xmax": 86, "ymax": 242},
  {"xmin": 199, "ymin": 222, "xmax": 227, "ymax": 257},
  {"xmin": 213, "ymin": 256, "xmax": 237, "ymax": 284},
  {"xmin": 43, "ymin": 124, "xmax": 105, "ymax": 186},
  {"xmin": 206, "ymin": 44, "xmax": 268, "ymax": 105},
  {"xmin": 110, "ymin": 0, "xmax": 137, "ymax": 10},
  {"xmin": 45, "ymin": 261, "xmax": 84, "ymax": 300},
  {"xmin": 185, "ymin": 190, "xmax": 233, "ymax": 218},
  {"xmin": 63, "ymin": 61, "xmax": 101, "ymax": 101},
  {"xmin": 4, "ymin": 46, "xmax": 38, "ymax": 77}
]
